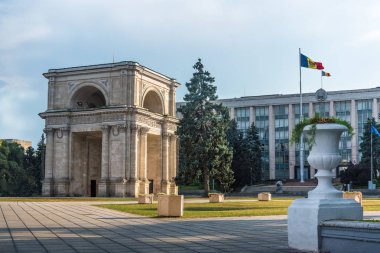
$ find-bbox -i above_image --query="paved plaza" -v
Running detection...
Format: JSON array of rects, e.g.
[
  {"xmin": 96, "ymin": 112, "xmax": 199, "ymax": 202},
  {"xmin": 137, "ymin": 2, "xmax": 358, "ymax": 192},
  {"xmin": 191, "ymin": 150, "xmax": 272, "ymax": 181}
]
[{"xmin": 1, "ymin": 201, "xmax": 378, "ymax": 253}]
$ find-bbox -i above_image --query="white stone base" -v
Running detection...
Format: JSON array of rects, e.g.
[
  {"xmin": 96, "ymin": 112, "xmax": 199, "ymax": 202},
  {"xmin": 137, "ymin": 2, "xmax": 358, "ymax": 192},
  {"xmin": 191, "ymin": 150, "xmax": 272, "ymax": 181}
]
[{"xmin": 288, "ymin": 198, "xmax": 363, "ymax": 252}]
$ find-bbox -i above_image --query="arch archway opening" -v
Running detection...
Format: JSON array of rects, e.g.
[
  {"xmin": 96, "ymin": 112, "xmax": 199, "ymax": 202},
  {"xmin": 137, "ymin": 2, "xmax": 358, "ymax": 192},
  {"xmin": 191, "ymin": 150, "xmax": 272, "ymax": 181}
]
[
  {"xmin": 71, "ymin": 86, "xmax": 106, "ymax": 109},
  {"xmin": 143, "ymin": 90, "xmax": 163, "ymax": 114}
]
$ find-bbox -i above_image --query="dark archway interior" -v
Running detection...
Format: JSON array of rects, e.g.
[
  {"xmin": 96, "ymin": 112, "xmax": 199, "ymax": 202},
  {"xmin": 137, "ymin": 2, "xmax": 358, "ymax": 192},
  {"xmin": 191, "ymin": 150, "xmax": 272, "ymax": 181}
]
[
  {"xmin": 71, "ymin": 86, "xmax": 106, "ymax": 109},
  {"xmin": 143, "ymin": 91, "xmax": 163, "ymax": 114}
]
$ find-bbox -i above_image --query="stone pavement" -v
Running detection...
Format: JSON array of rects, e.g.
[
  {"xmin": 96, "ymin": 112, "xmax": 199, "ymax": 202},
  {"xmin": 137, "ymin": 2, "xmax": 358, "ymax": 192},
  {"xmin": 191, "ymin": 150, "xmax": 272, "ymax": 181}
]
[{"xmin": 0, "ymin": 201, "xmax": 320, "ymax": 253}]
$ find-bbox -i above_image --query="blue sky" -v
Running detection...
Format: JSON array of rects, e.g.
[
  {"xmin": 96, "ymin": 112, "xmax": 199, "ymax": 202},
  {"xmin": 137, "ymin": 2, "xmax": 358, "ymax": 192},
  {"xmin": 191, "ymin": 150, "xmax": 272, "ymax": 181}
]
[{"xmin": 2, "ymin": 0, "xmax": 380, "ymax": 147}]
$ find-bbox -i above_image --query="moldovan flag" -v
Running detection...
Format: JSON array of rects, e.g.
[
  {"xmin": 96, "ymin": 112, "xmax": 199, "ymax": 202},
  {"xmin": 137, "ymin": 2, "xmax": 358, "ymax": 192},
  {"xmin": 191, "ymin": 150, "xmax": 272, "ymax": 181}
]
[
  {"xmin": 300, "ymin": 53, "xmax": 324, "ymax": 70},
  {"xmin": 322, "ymin": 71, "xmax": 331, "ymax": 77}
]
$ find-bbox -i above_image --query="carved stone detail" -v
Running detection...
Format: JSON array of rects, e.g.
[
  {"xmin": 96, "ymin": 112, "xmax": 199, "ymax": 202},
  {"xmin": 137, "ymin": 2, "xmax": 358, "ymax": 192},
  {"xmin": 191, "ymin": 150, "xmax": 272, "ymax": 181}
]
[{"xmin": 140, "ymin": 127, "xmax": 149, "ymax": 136}]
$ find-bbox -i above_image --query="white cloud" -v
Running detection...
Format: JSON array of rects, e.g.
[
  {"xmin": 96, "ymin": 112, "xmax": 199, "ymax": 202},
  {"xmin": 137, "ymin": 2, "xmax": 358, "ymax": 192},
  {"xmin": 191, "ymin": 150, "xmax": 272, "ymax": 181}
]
[{"xmin": 0, "ymin": 76, "xmax": 39, "ymax": 140}]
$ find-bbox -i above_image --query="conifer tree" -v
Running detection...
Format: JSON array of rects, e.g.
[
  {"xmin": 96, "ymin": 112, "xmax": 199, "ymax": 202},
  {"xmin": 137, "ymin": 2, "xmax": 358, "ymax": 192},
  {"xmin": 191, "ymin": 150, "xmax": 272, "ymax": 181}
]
[{"xmin": 177, "ymin": 59, "xmax": 234, "ymax": 194}]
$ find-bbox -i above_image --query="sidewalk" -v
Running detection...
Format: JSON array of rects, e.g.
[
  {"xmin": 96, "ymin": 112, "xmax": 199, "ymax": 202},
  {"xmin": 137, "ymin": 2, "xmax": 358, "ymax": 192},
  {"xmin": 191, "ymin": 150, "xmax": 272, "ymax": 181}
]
[{"xmin": 0, "ymin": 201, "xmax": 311, "ymax": 253}]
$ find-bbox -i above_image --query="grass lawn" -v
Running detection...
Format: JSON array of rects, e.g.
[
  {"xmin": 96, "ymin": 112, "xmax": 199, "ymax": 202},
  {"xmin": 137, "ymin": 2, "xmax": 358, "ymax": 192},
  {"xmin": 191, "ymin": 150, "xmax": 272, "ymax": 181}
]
[
  {"xmin": 99, "ymin": 200, "xmax": 292, "ymax": 218},
  {"xmin": 0, "ymin": 197, "xmax": 136, "ymax": 202},
  {"xmin": 99, "ymin": 198, "xmax": 380, "ymax": 218}
]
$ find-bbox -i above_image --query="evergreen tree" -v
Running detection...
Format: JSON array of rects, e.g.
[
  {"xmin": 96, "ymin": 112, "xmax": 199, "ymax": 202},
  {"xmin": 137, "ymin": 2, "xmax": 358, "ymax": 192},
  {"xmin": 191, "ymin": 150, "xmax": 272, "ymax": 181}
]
[
  {"xmin": 177, "ymin": 59, "xmax": 234, "ymax": 194},
  {"xmin": 245, "ymin": 123, "xmax": 262, "ymax": 183},
  {"xmin": 359, "ymin": 118, "xmax": 380, "ymax": 179}
]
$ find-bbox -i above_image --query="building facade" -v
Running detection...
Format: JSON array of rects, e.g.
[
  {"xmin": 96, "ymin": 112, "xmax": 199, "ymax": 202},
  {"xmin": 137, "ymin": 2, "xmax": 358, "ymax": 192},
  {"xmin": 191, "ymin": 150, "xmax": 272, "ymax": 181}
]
[
  {"xmin": 2, "ymin": 139, "xmax": 32, "ymax": 150},
  {"xmin": 40, "ymin": 62, "xmax": 180, "ymax": 197},
  {"xmin": 204, "ymin": 87, "xmax": 380, "ymax": 180}
]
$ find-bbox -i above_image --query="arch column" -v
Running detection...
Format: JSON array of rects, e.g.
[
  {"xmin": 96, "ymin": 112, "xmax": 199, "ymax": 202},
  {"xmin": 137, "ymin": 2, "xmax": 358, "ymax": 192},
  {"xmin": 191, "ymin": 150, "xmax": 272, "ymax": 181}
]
[
  {"xmin": 42, "ymin": 128, "xmax": 54, "ymax": 196},
  {"xmin": 139, "ymin": 127, "xmax": 149, "ymax": 194},
  {"xmin": 99, "ymin": 125, "xmax": 110, "ymax": 196},
  {"xmin": 161, "ymin": 132, "xmax": 170, "ymax": 194},
  {"xmin": 55, "ymin": 127, "xmax": 70, "ymax": 196},
  {"xmin": 128, "ymin": 123, "xmax": 140, "ymax": 197},
  {"xmin": 169, "ymin": 134, "xmax": 178, "ymax": 194}
]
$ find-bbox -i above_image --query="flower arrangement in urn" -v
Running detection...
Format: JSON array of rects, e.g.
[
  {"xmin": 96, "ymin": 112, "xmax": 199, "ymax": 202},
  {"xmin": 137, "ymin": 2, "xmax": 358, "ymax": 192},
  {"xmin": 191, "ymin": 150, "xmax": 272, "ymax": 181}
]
[{"xmin": 290, "ymin": 114, "xmax": 354, "ymax": 149}]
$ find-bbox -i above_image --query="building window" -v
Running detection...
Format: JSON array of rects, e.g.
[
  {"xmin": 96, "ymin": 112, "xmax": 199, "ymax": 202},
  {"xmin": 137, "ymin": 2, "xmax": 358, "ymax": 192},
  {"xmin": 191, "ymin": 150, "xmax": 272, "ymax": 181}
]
[
  {"xmin": 274, "ymin": 105, "xmax": 289, "ymax": 179},
  {"xmin": 357, "ymin": 100, "xmax": 372, "ymax": 161},
  {"xmin": 255, "ymin": 106, "xmax": 269, "ymax": 180},
  {"xmin": 235, "ymin": 107, "xmax": 250, "ymax": 133},
  {"xmin": 335, "ymin": 101, "xmax": 351, "ymax": 161},
  {"xmin": 314, "ymin": 102, "xmax": 329, "ymax": 117}
]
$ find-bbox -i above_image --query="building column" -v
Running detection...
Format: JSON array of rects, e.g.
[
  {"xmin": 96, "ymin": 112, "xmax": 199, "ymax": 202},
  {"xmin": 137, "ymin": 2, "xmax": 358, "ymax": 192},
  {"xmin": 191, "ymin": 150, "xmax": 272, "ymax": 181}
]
[
  {"xmin": 288, "ymin": 104, "xmax": 295, "ymax": 179},
  {"xmin": 161, "ymin": 132, "xmax": 170, "ymax": 194},
  {"xmin": 139, "ymin": 127, "xmax": 149, "ymax": 194},
  {"xmin": 309, "ymin": 102, "xmax": 314, "ymax": 118},
  {"xmin": 56, "ymin": 127, "xmax": 70, "ymax": 196},
  {"xmin": 99, "ymin": 125, "xmax": 110, "ymax": 197},
  {"xmin": 269, "ymin": 105, "xmax": 275, "ymax": 179},
  {"xmin": 42, "ymin": 128, "xmax": 54, "ymax": 196},
  {"xmin": 249, "ymin": 106, "xmax": 255, "ymax": 126},
  {"xmin": 373, "ymin": 98, "xmax": 378, "ymax": 122},
  {"xmin": 128, "ymin": 123, "xmax": 140, "ymax": 197},
  {"xmin": 330, "ymin": 101, "xmax": 335, "ymax": 117},
  {"xmin": 229, "ymin": 107, "xmax": 235, "ymax": 120},
  {"xmin": 351, "ymin": 100, "xmax": 358, "ymax": 163}
]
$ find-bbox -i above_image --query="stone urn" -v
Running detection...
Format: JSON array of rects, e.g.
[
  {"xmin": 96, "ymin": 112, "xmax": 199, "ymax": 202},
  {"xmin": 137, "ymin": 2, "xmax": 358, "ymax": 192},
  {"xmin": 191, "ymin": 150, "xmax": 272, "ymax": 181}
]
[
  {"xmin": 305, "ymin": 123, "xmax": 346, "ymax": 199},
  {"xmin": 288, "ymin": 123, "xmax": 363, "ymax": 252}
]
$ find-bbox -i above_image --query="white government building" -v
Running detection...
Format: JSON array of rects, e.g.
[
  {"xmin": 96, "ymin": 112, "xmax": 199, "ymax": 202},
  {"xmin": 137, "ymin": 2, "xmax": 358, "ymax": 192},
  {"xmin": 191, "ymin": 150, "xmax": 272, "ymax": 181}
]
[{"xmin": 181, "ymin": 87, "xmax": 380, "ymax": 180}]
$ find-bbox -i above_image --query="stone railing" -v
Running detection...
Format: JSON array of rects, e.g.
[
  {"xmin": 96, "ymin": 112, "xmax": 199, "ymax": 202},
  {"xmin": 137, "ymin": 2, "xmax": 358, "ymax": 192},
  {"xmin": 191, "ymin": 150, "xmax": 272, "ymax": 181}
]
[{"xmin": 320, "ymin": 220, "xmax": 380, "ymax": 253}]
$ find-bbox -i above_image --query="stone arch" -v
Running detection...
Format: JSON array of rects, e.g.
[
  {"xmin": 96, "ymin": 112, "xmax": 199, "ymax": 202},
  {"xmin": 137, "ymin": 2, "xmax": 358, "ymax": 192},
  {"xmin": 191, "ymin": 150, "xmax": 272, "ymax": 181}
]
[
  {"xmin": 142, "ymin": 89, "xmax": 164, "ymax": 114},
  {"xmin": 69, "ymin": 83, "xmax": 108, "ymax": 109}
]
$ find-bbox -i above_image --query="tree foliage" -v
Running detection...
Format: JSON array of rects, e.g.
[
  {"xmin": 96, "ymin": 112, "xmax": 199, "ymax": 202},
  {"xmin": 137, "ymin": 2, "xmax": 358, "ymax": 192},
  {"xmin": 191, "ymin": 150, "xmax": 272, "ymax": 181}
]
[
  {"xmin": 358, "ymin": 118, "xmax": 380, "ymax": 181},
  {"xmin": 0, "ymin": 135, "xmax": 45, "ymax": 196},
  {"xmin": 230, "ymin": 122, "xmax": 262, "ymax": 187},
  {"xmin": 177, "ymin": 59, "xmax": 234, "ymax": 194}
]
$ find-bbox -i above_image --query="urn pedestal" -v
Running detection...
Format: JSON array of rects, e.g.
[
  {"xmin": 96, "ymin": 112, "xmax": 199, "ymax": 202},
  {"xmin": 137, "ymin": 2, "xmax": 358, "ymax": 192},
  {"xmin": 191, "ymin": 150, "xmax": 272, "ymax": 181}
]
[{"xmin": 288, "ymin": 124, "xmax": 363, "ymax": 252}]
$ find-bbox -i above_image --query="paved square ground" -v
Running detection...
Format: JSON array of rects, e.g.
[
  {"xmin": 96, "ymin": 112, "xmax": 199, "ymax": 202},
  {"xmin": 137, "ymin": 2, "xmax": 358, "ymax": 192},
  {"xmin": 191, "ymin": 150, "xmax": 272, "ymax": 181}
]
[{"xmin": 3, "ymin": 201, "xmax": 373, "ymax": 253}]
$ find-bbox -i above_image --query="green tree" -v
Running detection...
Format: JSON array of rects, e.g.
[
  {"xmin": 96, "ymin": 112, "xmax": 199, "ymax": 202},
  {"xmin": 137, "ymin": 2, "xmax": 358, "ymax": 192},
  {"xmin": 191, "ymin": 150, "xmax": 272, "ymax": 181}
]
[
  {"xmin": 244, "ymin": 123, "xmax": 262, "ymax": 183},
  {"xmin": 177, "ymin": 59, "xmax": 234, "ymax": 194},
  {"xmin": 359, "ymin": 118, "xmax": 380, "ymax": 180}
]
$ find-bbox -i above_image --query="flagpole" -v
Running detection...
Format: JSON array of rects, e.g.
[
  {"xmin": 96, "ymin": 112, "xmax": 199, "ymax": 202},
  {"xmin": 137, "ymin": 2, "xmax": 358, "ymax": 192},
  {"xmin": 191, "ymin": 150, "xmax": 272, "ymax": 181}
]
[
  {"xmin": 321, "ymin": 72, "xmax": 323, "ymax": 89},
  {"xmin": 371, "ymin": 128, "xmax": 374, "ymax": 189},
  {"xmin": 299, "ymin": 48, "xmax": 305, "ymax": 183}
]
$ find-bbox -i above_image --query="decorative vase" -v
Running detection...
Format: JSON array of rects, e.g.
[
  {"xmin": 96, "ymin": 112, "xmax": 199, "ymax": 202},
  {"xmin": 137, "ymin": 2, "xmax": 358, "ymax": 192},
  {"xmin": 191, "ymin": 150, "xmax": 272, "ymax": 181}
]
[
  {"xmin": 305, "ymin": 123, "xmax": 346, "ymax": 199},
  {"xmin": 288, "ymin": 123, "xmax": 363, "ymax": 252}
]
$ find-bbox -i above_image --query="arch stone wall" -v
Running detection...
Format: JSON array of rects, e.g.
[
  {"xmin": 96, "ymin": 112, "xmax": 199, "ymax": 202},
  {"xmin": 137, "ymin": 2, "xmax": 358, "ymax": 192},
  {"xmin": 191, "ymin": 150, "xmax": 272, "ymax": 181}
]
[{"xmin": 40, "ymin": 61, "xmax": 180, "ymax": 197}]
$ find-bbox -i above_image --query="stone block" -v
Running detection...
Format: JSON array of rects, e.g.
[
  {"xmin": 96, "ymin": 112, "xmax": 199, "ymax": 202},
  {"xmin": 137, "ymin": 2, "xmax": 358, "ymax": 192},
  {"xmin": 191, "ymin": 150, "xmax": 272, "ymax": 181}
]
[
  {"xmin": 98, "ymin": 181, "xmax": 109, "ymax": 197},
  {"xmin": 157, "ymin": 194, "xmax": 184, "ymax": 217},
  {"xmin": 138, "ymin": 194, "xmax": 154, "ymax": 204},
  {"xmin": 288, "ymin": 198, "xmax": 363, "ymax": 252},
  {"xmin": 209, "ymin": 193, "xmax": 224, "ymax": 203},
  {"xmin": 258, "ymin": 192, "xmax": 271, "ymax": 201},
  {"xmin": 343, "ymin": 191, "xmax": 363, "ymax": 206},
  {"xmin": 42, "ymin": 180, "xmax": 54, "ymax": 197},
  {"xmin": 115, "ymin": 183, "xmax": 126, "ymax": 197}
]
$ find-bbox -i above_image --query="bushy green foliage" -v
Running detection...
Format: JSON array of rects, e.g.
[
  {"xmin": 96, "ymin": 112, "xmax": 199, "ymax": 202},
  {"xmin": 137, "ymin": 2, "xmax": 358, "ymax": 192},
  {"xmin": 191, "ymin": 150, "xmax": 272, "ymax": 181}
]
[
  {"xmin": 229, "ymin": 122, "xmax": 262, "ymax": 187},
  {"xmin": 0, "ymin": 135, "xmax": 45, "ymax": 196},
  {"xmin": 177, "ymin": 59, "xmax": 234, "ymax": 194},
  {"xmin": 290, "ymin": 113, "xmax": 354, "ymax": 149}
]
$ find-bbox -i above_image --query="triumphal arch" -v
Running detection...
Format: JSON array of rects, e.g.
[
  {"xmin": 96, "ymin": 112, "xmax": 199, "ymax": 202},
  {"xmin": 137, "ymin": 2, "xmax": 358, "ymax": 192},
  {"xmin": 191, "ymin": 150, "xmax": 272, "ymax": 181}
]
[{"xmin": 39, "ymin": 62, "xmax": 180, "ymax": 197}]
